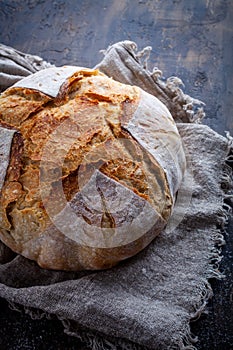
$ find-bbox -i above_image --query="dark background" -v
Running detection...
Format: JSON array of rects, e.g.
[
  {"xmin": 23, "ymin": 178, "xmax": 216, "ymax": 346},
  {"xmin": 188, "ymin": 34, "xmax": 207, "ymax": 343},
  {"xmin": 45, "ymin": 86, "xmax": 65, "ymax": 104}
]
[{"xmin": 0, "ymin": 0, "xmax": 232, "ymax": 349}]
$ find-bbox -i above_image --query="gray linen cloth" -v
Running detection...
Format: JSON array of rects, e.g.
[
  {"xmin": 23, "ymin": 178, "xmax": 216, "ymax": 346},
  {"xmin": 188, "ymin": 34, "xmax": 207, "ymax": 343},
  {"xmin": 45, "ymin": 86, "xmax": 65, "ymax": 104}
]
[
  {"xmin": 0, "ymin": 43, "xmax": 53, "ymax": 92},
  {"xmin": 0, "ymin": 41, "xmax": 232, "ymax": 350}
]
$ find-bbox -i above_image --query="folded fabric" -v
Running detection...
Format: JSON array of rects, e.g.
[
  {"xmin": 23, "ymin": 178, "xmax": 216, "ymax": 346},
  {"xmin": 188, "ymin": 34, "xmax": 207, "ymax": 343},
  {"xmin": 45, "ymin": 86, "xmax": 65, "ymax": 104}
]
[
  {"xmin": 0, "ymin": 43, "xmax": 53, "ymax": 92},
  {"xmin": 0, "ymin": 41, "xmax": 232, "ymax": 350}
]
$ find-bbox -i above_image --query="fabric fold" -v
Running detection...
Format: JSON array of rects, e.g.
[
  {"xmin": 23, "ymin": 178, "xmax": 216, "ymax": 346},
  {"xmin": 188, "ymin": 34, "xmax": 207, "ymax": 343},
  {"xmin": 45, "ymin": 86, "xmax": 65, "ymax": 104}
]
[{"xmin": 0, "ymin": 43, "xmax": 53, "ymax": 92}]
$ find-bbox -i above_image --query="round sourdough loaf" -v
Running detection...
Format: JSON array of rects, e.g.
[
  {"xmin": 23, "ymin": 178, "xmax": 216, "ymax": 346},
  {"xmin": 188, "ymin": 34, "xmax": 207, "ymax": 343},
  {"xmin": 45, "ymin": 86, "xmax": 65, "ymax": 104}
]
[{"xmin": 0, "ymin": 66, "xmax": 186, "ymax": 270}]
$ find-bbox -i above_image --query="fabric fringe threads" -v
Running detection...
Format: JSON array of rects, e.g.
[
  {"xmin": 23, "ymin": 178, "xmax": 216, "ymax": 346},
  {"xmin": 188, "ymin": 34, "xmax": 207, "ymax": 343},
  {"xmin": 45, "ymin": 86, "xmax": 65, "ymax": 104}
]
[
  {"xmin": 96, "ymin": 41, "xmax": 206, "ymax": 124},
  {"xmin": 61, "ymin": 319, "xmax": 146, "ymax": 350}
]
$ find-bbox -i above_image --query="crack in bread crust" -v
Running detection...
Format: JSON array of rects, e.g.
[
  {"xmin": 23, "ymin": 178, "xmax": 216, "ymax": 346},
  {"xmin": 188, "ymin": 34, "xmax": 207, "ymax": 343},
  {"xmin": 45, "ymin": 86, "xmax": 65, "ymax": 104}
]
[{"xmin": 0, "ymin": 68, "xmax": 173, "ymax": 270}]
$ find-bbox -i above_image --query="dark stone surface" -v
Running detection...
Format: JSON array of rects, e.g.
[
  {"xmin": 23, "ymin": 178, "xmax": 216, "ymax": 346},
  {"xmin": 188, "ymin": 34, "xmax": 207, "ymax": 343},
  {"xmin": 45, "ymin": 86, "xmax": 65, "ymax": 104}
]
[
  {"xmin": 0, "ymin": 0, "xmax": 232, "ymax": 349},
  {"xmin": 1, "ymin": 0, "xmax": 232, "ymax": 135},
  {"xmin": 191, "ymin": 216, "xmax": 233, "ymax": 349},
  {"xmin": 0, "ymin": 297, "xmax": 87, "ymax": 349}
]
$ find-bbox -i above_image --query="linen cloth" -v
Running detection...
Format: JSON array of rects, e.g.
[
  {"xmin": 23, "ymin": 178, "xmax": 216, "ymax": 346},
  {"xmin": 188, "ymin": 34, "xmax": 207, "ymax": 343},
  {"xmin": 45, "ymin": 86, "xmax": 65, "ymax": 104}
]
[
  {"xmin": 0, "ymin": 43, "xmax": 53, "ymax": 92},
  {"xmin": 0, "ymin": 41, "xmax": 232, "ymax": 350}
]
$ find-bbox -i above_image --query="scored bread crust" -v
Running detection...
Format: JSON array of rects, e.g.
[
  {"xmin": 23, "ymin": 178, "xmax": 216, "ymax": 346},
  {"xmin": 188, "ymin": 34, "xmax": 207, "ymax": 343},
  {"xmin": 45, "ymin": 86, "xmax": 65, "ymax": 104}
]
[{"xmin": 0, "ymin": 67, "xmax": 185, "ymax": 270}]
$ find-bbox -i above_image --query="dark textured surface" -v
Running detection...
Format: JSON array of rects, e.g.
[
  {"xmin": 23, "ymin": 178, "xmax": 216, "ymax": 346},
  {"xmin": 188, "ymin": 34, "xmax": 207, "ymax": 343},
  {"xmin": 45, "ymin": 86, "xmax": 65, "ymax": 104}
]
[
  {"xmin": 1, "ymin": 0, "xmax": 232, "ymax": 135},
  {"xmin": 0, "ymin": 1, "xmax": 232, "ymax": 349}
]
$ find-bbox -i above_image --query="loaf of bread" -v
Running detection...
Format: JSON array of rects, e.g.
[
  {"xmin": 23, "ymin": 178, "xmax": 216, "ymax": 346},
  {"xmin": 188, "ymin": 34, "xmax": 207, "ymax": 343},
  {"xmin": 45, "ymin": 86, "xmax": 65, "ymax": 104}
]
[{"xmin": 0, "ymin": 66, "xmax": 186, "ymax": 270}]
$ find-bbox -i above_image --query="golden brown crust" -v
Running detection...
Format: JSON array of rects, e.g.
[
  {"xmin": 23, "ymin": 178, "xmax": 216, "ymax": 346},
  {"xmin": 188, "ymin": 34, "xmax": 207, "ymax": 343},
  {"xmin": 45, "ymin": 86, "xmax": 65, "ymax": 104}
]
[
  {"xmin": 0, "ymin": 129, "xmax": 24, "ymax": 231},
  {"xmin": 6, "ymin": 132, "xmax": 24, "ymax": 182},
  {"xmin": 0, "ymin": 67, "xmax": 174, "ymax": 270},
  {"xmin": 22, "ymin": 218, "xmax": 162, "ymax": 271},
  {"xmin": 0, "ymin": 88, "xmax": 51, "ymax": 127}
]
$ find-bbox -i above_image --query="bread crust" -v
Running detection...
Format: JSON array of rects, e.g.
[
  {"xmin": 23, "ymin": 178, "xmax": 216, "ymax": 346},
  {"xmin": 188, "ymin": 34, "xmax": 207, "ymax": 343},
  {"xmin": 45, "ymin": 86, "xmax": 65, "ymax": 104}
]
[{"xmin": 0, "ymin": 67, "xmax": 184, "ymax": 270}]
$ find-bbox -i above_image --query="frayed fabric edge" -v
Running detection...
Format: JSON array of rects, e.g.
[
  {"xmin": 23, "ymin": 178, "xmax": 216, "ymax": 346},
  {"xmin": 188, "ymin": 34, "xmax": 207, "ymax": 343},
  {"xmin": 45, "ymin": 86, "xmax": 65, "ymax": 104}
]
[
  {"xmin": 3, "ymin": 299, "xmax": 202, "ymax": 350},
  {"xmin": 96, "ymin": 40, "xmax": 206, "ymax": 124},
  {"xmin": 131, "ymin": 41, "xmax": 206, "ymax": 124},
  {"xmin": 181, "ymin": 136, "xmax": 233, "ymax": 350},
  {"xmin": 134, "ymin": 42, "xmax": 206, "ymax": 124},
  {"xmin": 6, "ymin": 301, "xmax": 149, "ymax": 350}
]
